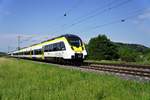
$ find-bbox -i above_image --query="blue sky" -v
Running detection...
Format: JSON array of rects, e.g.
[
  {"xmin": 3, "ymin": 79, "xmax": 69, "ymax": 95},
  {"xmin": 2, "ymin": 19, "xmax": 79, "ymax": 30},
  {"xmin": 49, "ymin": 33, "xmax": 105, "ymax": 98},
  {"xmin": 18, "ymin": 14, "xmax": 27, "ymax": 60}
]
[{"xmin": 0, "ymin": 0, "xmax": 150, "ymax": 52}]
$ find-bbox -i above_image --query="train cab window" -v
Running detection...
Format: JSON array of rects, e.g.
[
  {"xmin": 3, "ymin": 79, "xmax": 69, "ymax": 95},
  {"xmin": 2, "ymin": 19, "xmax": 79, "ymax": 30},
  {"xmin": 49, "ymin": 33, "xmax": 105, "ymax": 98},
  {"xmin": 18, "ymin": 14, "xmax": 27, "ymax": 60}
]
[{"xmin": 67, "ymin": 37, "xmax": 82, "ymax": 47}]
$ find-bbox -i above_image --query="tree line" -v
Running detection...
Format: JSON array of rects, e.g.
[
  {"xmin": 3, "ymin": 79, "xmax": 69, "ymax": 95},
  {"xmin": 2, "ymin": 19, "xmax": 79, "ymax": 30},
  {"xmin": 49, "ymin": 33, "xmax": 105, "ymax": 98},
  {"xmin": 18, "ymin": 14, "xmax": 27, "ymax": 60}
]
[{"xmin": 86, "ymin": 34, "xmax": 150, "ymax": 64}]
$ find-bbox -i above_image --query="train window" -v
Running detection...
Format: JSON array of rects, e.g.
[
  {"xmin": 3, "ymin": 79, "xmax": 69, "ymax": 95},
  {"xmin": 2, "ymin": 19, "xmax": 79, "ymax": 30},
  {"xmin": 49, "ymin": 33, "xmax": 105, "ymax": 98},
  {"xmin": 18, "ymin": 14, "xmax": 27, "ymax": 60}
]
[
  {"xmin": 49, "ymin": 43, "xmax": 54, "ymax": 51},
  {"xmin": 44, "ymin": 45, "xmax": 48, "ymax": 52},
  {"xmin": 60, "ymin": 42, "xmax": 66, "ymax": 50},
  {"xmin": 44, "ymin": 44, "xmax": 52, "ymax": 52},
  {"xmin": 53, "ymin": 43, "xmax": 56, "ymax": 51},
  {"xmin": 55, "ymin": 43, "xmax": 58, "ymax": 51},
  {"xmin": 49, "ymin": 44, "xmax": 53, "ymax": 51},
  {"xmin": 57, "ymin": 43, "xmax": 61, "ymax": 51},
  {"xmin": 28, "ymin": 51, "xmax": 30, "ymax": 55},
  {"xmin": 39, "ymin": 49, "xmax": 42, "ymax": 54},
  {"xmin": 34, "ymin": 50, "xmax": 37, "ymax": 54},
  {"xmin": 56, "ymin": 43, "xmax": 60, "ymax": 51},
  {"xmin": 26, "ymin": 51, "xmax": 30, "ymax": 55},
  {"xmin": 35, "ymin": 50, "xmax": 37, "ymax": 54},
  {"xmin": 34, "ymin": 49, "xmax": 42, "ymax": 55},
  {"xmin": 47, "ymin": 45, "xmax": 49, "ymax": 52},
  {"xmin": 43, "ymin": 42, "xmax": 66, "ymax": 52},
  {"xmin": 25, "ymin": 51, "xmax": 28, "ymax": 55}
]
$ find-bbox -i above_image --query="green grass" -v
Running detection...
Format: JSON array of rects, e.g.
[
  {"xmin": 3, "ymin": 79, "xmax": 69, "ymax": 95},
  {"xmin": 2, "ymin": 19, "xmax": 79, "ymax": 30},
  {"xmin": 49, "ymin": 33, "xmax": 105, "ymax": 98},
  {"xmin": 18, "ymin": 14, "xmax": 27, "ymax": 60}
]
[
  {"xmin": 85, "ymin": 59, "xmax": 150, "ymax": 66},
  {"xmin": 0, "ymin": 57, "xmax": 150, "ymax": 100}
]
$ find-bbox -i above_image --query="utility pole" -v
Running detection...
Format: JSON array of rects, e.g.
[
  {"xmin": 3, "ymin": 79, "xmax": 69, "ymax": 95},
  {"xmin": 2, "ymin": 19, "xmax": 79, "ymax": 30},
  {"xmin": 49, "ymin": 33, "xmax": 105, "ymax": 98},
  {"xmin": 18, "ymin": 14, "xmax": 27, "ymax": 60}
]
[
  {"xmin": 18, "ymin": 35, "xmax": 21, "ymax": 50},
  {"xmin": 17, "ymin": 35, "xmax": 21, "ymax": 59},
  {"xmin": 8, "ymin": 46, "xmax": 10, "ymax": 54}
]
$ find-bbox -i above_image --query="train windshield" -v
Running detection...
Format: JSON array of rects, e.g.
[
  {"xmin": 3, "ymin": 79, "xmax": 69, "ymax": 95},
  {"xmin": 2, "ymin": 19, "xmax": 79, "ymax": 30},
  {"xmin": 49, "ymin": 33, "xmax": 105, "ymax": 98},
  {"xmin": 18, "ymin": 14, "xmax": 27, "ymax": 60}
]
[{"xmin": 67, "ymin": 37, "xmax": 82, "ymax": 47}]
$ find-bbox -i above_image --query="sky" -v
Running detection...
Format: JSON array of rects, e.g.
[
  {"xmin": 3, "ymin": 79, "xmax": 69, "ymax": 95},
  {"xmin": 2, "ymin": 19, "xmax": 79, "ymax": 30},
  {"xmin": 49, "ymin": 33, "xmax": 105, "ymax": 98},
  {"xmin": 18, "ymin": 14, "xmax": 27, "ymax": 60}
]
[{"xmin": 0, "ymin": 0, "xmax": 150, "ymax": 52}]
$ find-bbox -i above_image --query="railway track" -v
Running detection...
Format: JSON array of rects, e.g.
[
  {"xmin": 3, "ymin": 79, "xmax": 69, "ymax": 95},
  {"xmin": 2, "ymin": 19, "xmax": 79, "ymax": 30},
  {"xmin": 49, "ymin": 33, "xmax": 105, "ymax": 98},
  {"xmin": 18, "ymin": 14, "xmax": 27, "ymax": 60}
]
[
  {"xmin": 13, "ymin": 57, "xmax": 150, "ymax": 80},
  {"xmin": 80, "ymin": 63, "xmax": 150, "ymax": 78},
  {"xmin": 37, "ymin": 60, "xmax": 150, "ymax": 79}
]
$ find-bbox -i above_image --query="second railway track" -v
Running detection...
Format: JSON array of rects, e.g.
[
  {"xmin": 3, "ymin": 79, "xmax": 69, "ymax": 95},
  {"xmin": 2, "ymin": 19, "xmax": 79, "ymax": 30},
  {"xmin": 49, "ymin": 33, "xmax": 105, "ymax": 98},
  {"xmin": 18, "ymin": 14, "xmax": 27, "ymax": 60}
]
[{"xmin": 80, "ymin": 63, "xmax": 150, "ymax": 79}]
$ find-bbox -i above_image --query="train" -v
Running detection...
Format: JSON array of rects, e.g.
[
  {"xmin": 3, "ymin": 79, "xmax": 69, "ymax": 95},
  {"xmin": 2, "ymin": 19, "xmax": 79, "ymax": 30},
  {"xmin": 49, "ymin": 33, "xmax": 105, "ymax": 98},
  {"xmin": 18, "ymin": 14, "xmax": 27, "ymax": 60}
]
[{"xmin": 10, "ymin": 34, "xmax": 87, "ymax": 65}]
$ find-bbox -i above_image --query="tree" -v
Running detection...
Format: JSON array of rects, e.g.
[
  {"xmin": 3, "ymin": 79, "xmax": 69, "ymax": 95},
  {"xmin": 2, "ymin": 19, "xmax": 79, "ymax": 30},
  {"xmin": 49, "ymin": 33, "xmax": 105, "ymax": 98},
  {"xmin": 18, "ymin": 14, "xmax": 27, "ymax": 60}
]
[
  {"xmin": 118, "ymin": 47, "xmax": 139, "ymax": 62},
  {"xmin": 143, "ymin": 49, "xmax": 150, "ymax": 64},
  {"xmin": 87, "ymin": 34, "xmax": 118, "ymax": 60}
]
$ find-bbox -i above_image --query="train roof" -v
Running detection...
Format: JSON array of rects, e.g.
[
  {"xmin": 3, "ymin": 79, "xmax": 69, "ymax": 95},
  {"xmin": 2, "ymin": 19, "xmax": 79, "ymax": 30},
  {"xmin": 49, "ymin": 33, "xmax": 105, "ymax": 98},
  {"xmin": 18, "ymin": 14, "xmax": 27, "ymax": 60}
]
[
  {"xmin": 41, "ymin": 34, "xmax": 80, "ymax": 43},
  {"xmin": 63, "ymin": 34, "xmax": 80, "ymax": 38},
  {"xmin": 13, "ymin": 34, "xmax": 80, "ymax": 52}
]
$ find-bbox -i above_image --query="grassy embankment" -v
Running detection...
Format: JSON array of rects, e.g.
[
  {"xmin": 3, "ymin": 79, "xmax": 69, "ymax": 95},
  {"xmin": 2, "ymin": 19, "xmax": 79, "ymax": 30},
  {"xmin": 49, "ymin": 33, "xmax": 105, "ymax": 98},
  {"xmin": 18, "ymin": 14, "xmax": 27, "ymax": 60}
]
[{"xmin": 0, "ymin": 57, "xmax": 149, "ymax": 100}]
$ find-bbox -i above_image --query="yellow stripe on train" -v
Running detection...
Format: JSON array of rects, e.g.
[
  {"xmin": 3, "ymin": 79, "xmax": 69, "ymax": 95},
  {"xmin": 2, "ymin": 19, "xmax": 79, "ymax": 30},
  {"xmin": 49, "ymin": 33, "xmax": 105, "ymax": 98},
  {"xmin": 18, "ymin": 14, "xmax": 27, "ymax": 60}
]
[{"xmin": 72, "ymin": 46, "xmax": 83, "ymax": 53}]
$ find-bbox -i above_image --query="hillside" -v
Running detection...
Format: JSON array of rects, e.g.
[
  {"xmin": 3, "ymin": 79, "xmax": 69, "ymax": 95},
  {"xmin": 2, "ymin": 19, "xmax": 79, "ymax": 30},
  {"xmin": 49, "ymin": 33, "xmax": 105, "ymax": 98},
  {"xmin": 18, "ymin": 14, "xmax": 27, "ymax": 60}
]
[{"xmin": 114, "ymin": 42, "xmax": 149, "ymax": 53}]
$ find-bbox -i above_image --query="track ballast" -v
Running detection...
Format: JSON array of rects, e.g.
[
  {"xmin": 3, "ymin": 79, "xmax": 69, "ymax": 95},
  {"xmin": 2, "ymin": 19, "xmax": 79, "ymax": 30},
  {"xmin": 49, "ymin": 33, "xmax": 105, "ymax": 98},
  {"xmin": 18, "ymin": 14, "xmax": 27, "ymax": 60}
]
[{"xmin": 80, "ymin": 63, "xmax": 150, "ymax": 78}]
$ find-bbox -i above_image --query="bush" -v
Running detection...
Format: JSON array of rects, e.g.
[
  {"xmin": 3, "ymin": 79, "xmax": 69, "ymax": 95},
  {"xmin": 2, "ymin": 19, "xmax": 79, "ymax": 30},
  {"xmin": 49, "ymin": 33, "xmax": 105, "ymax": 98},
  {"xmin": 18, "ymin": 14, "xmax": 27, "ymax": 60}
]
[{"xmin": 118, "ymin": 47, "xmax": 139, "ymax": 62}]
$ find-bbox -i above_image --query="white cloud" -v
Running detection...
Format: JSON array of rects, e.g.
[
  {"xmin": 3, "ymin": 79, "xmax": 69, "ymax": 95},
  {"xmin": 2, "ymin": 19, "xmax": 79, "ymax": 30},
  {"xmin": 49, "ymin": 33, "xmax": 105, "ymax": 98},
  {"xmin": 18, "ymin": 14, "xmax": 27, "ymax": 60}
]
[
  {"xmin": 132, "ymin": 8, "xmax": 150, "ymax": 24},
  {"xmin": 131, "ymin": 8, "xmax": 150, "ymax": 35}
]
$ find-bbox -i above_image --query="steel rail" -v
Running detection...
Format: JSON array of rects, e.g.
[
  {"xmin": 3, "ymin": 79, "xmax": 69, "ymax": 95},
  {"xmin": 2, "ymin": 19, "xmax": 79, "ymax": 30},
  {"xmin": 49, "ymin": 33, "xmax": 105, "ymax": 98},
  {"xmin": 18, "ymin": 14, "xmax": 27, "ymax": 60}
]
[{"xmin": 80, "ymin": 64, "xmax": 150, "ymax": 78}]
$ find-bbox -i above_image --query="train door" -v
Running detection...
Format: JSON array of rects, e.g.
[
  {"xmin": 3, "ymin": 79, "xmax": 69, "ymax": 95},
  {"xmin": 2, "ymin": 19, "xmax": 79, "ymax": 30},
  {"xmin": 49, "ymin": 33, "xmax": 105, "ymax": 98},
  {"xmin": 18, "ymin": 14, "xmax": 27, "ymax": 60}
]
[{"xmin": 30, "ymin": 50, "xmax": 32, "ymax": 58}]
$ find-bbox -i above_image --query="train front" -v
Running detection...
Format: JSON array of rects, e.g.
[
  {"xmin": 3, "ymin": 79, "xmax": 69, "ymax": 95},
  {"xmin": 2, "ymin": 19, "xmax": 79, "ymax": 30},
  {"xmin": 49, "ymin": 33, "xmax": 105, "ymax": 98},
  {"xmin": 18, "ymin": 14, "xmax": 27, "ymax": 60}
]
[{"xmin": 65, "ymin": 34, "xmax": 87, "ymax": 62}]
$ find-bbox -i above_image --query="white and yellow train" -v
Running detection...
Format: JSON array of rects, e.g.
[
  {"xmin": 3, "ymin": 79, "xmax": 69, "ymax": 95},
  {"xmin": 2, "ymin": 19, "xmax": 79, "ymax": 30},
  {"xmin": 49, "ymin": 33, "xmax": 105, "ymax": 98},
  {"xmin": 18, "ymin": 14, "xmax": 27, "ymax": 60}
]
[{"xmin": 10, "ymin": 34, "xmax": 87, "ymax": 64}]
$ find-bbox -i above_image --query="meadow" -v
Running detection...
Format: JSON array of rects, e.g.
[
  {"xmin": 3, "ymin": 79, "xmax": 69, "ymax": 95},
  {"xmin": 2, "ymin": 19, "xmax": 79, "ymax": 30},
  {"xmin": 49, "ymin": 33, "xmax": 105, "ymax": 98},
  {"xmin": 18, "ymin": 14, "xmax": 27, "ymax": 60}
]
[{"xmin": 0, "ymin": 57, "xmax": 149, "ymax": 100}]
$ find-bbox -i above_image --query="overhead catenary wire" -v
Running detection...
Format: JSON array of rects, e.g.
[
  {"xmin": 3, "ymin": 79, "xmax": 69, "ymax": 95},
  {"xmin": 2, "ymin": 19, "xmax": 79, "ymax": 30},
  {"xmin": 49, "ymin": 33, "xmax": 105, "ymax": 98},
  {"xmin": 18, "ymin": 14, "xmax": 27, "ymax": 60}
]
[
  {"xmin": 54, "ymin": 0, "xmax": 133, "ymax": 33},
  {"xmin": 47, "ymin": 0, "xmax": 84, "ymax": 32},
  {"xmin": 83, "ymin": 7, "xmax": 147, "ymax": 31},
  {"xmin": 68, "ymin": 0, "xmax": 133, "ymax": 27},
  {"xmin": 69, "ymin": 0, "xmax": 117, "ymax": 22},
  {"xmin": 60, "ymin": 0, "xmax": 117, "ymax": 28}
]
